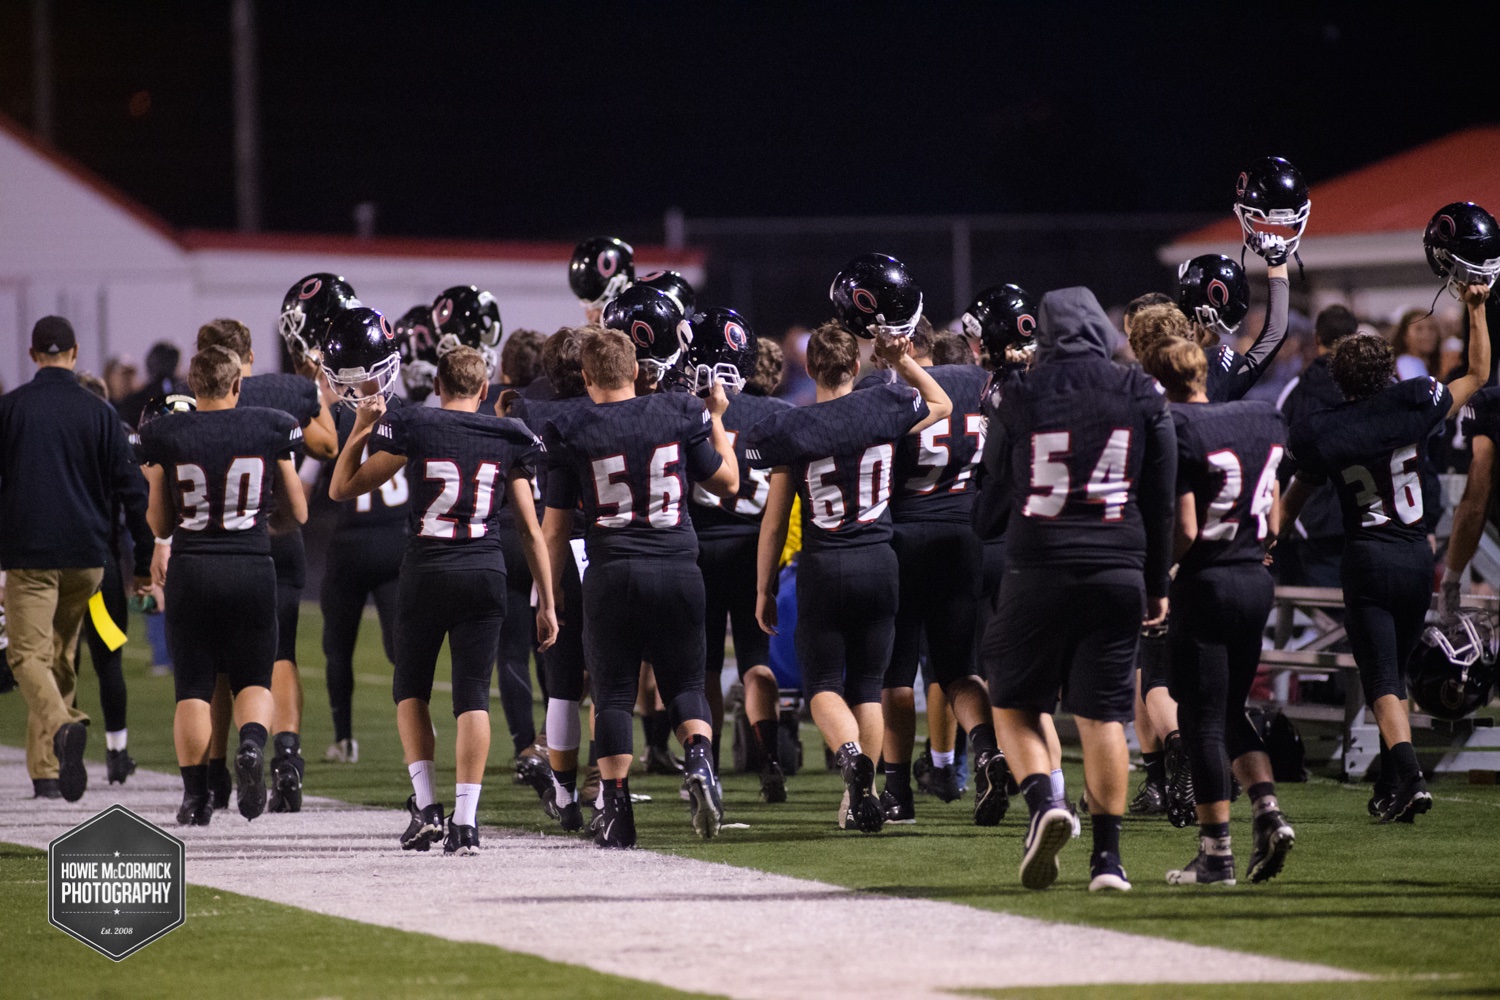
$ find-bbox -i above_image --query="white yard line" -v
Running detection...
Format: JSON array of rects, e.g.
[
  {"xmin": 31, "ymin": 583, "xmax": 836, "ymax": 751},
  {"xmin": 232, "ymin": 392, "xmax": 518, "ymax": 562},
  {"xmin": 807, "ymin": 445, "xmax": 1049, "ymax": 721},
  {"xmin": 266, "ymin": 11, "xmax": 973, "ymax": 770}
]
[{"xmin": 1, "ymin": 747, "xmax": 1361, "ymax": 999}]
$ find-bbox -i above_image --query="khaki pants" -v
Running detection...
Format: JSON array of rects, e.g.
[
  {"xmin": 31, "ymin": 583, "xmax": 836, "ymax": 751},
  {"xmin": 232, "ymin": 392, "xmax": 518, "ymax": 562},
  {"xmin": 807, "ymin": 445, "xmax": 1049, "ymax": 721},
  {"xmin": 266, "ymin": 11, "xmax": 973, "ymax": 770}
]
[{"xmin": 6, "ymin": 567, "xmax": 103, "ymax": 779}]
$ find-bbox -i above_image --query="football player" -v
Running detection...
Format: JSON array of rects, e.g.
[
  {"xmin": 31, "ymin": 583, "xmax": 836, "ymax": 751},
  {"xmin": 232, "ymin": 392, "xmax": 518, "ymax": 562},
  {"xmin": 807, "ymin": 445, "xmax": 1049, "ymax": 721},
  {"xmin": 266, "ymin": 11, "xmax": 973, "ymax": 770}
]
[
  {"xmin": 540, "ymin": 327, "xmax": 738, "ymax": 847},
  {"xmin": 569, "ymin": 237, "xmax": 635, "ymax": 324},
  {"xmin": 973, "ymin": 287, "xmax": 1176, "ymax": 891},
  {"xmin": 141, "ymin": 345, "xmax": 307, "ymax": 825},
  {"xmin": 330, "ymin": 345, "xmax": 557, "ymax": 856},
  {"xmin": 1142, "ymin": 338, "xmax": 1294, "ymax": 886},
  {"xmin": 750, "ymin": 293, "xmax": 952, "ymax": 834},
  {"xmin": 433, "ymin": 285, "xmax": 504, "ymax": 384},
  {"xmin": 394, "ymin": 304, "xmax": 440, "ymax": 404},
  {"xmin": 195, "ymin": 314, "xmax": 339, "ymax": 814},
  {"xmin": 682, "ymin": 310, "xmax": 794, "ymax": 798},
  {"xmin": 315, "ymin": 310, "xmax": 410, "ymax": 765},
  {"xmin": 1284, "ymin": 214, "xmax": 1493, "ymax": 822}
]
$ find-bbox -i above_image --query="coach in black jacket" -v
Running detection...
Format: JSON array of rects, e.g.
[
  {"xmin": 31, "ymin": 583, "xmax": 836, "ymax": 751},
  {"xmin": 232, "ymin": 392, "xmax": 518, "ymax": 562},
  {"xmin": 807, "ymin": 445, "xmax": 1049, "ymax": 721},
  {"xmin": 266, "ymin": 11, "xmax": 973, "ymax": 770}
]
[{"xmin": 0, "ymin": 317, "xmax": 153, "ymax": 801}]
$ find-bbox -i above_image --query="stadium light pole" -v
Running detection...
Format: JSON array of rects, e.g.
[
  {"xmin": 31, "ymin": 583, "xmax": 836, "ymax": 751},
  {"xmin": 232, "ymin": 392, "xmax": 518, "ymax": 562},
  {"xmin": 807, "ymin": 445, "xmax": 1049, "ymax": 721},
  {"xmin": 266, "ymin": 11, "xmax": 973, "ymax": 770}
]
[
  {"xmin": 231, "ymin": 0, "xmax": 261, "ymax": 233},
  {"xmin": 31, "ymin": 0, "xmax": 53, "ymax": 141}
]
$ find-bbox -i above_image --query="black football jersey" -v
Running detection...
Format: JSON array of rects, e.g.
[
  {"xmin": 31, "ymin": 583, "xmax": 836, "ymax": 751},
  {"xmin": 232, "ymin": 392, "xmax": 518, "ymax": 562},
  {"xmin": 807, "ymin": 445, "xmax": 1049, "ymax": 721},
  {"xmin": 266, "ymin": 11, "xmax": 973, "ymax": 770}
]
[
  {"xmin": 863, "ymin": 364, "xmax": 989, "ymax": 524},
  {"xmin": 329, "ymin": 397, "xmax": 411, "ymax": 534},
  {"xmin": 688, "ymin": 391, "xmax": 794, "ymax": 539},
  {"xmin": 139, "ymin": 407, "xmax": 303, "ymax": 555},
  {"xmin": 1459, "ymin": 384, "xmax": 1500, "ymax": 449},
  {"xmin": 1172, "ymin": 400, "xmax": 1287, "ymax": 574},
  {"xmin": 1205, "ymin": 276, "xmax": 1289, "ymax": 403},
  {"xmin": 511, "ymin": 392, "xmax": 595, "ymax": 540},
  {"xmin": 1288, "ymin": 376, "xmax": 1450, "ymax": 545},
  {"xmin": 744, "ymin": 381, "xmax": 928, "ymax": 551},
  {"xmin": 239, "ymin": 372, "xmax": 320, "ymax": 428},
  {"xmin": 368, "ymin": 405, "xmax": 541, "ymax": 569},
  {"xmin": 542, "ymin": 392, "xmax": 723, "ymax": 563}
]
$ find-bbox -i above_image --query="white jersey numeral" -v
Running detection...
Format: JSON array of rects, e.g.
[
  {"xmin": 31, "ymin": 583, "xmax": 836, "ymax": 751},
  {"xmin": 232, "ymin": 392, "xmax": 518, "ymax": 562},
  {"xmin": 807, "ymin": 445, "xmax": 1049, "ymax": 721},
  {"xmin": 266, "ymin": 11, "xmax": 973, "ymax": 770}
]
[
  {"xmin": 175, "ymin": 459, "xmax": 265, "ymax": 532},
  {"xmin": 355, "ymin": 445, "xmax": 409, "ymax": 512},
  {"xmin": 175, "ymin": 463, "xmax": 210, "ymax": 531},
  {"xmin": 1023, "ymin": 428, "xmax": 1133, "ymax": 521},
  {"xmin": 1341, "ymin": 444, "xmax": 1422, "ymax": 529}
]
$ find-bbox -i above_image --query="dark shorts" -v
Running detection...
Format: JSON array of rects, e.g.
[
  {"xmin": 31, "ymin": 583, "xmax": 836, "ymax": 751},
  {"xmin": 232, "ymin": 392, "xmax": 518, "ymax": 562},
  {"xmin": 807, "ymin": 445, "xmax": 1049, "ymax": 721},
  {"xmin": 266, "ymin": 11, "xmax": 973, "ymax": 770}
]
[
  {"xmin": 1138, "ymin": 628, "xmax": 1171, "ymax": 694},
  {"xmin": 796, "ymin": 545, "xmax": 899, "ymax": 706},
  {"xmin": 166, "ymin": 552, "xmax": 277, "ymax": 702},
  {"xmin": 1341, "ymin": 538, "xmax": 1434, "ymax": 704},
  {"xmin": 984, "ymin": 565, "xmax": 1143, "ymax": 723},
  {"xmin": 541, "ymin": 543, "xmax": 587, "ymax": 702},
  {"xmin": 320, "ymin": 527, "xmax": 405, "ymax": 667},
  {"xmin": 886, "ymin": 520, "xmax": 982, "ymax": 690},
  {"xmin": 698, "ymin": 531, "xmax": 770, "ymax": 679},
  {"xmin": 270, "ymin": 529, "xmax": 306, "ymax": 663},
  {"xmin": 393, "ymin": 555, "xmax": 506, "ymax": 716}
]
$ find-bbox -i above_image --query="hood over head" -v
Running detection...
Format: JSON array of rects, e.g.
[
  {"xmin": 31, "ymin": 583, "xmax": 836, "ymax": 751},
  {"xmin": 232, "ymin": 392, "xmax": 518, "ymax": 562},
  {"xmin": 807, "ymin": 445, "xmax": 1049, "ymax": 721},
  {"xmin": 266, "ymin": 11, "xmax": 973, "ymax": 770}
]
[{"xmin": 1035, "ymin": 286, "xmax": 1121, "ymax": 362}]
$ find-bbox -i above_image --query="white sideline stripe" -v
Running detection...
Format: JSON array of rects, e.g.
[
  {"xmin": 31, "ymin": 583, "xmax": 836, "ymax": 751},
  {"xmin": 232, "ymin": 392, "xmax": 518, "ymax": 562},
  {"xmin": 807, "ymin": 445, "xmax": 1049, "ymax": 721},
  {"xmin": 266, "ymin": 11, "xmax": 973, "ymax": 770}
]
[{"xmin": 0, "ymin": 747, "xmax": 1361, "ymax": 998}]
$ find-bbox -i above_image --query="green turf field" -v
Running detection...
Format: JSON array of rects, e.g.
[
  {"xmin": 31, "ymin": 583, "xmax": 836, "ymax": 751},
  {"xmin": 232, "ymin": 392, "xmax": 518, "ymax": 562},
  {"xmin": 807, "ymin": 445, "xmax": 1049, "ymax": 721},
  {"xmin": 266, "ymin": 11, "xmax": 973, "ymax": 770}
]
[{"xmin": 3, "ymin": 603, "xmax": 1499, "ymax": 998}]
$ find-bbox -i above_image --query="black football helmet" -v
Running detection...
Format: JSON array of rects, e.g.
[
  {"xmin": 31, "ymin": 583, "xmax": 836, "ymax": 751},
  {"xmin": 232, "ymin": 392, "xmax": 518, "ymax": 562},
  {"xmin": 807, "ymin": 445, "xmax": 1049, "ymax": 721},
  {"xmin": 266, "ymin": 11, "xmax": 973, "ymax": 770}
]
[
  {"xmin": 962, "ymin": 283, "xmax": 1038, "ymax": 368},
  {"xmin": 321, "ymin": 306, "xmax": 401, "ymax": 402},
  {"xmin": 393, "ymin": 304, "xmax": 439, "ymax": 400},
  {"xmin": 432, "ymin": 285, "xmax": 502, "ymax": 379},
  {"xmin": 1424, "ymin": 202, "xmax": 1500, "ymax": 295},
  {"xmin": 1177, "ymin": 254, "xmax": 1250, "ymax": 337},
  {"xmin": 569, "ymin": 237, "xmax": 635, "ymax": 308},
  {"xmin": 602, "ymin": 284, "xmax": 691, "ymax": 382},
  {"xmin": 279, "ymin": 273, "xmax": 359, "ymax": 361},
  {"xmin": 683, "ymin": 307, "xmax": 756, "ymax": 394},
  {"xmin": 1408, "ymin": 612, "xmax": 1498, "ymax": 721},
  {"xmin": 138, "ymin": 389, "xmax": 197, "ymax": 426},
  {"xmin": 1234, "ymin": 156, "xmax": 1310, "ymax": 262},
  {"xmin": 829, "ymin": 253, "xmax": 923, "ymax": 339},
  {"xmin": 635, "ymin": 270, "xmax": 696, "ymax": 318}
]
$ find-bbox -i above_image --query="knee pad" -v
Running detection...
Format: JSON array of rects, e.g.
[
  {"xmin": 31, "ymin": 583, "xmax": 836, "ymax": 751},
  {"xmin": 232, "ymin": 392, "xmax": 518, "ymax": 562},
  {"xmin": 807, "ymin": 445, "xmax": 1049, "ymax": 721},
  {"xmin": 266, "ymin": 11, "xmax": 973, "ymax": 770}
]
[
  {"xmin": 594, "ymin": 708, "xmax": 635, "ymax": 759},
  {"xmin": 546, "ymin": 698, "xmax": 582, "ymax": 752},
  {"xmin": 667, "ymin": 689, "xmax": 710, "ymax": 731}
]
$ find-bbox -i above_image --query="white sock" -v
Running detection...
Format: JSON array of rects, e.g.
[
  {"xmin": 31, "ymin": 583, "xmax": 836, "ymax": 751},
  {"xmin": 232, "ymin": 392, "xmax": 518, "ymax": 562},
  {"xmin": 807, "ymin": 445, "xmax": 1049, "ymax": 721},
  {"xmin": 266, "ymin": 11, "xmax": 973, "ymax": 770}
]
[
  {"xmin": 546, "ymin": 699, "xmax": 581, "ymax": 752},
  {"xmin": 408, "ymin": 760, "xmax": 436, "ymax": 810},
  {"xmin": 551, "ymin": 772, "xmax": 578, "ymax": 807},
  {"xmin": 931, "ymin": 749, "xmax": 954, "ymax": 768},
  {"xmin": 105, "ymin": 729, "xmax": 127, "ymax": 751},
  {"xmin": 453, "ymin": 783, "xmax": 482, "ymax": 827},
  {"xmin": 1050, "ymin": 768, "xmax": 1066, "ymax": 800}
]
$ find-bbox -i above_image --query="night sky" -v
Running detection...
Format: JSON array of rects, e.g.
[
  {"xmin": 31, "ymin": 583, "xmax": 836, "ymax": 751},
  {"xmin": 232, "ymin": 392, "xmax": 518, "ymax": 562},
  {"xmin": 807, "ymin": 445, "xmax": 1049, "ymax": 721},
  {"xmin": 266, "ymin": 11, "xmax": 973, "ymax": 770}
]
[{"xmin": 0, "ymin": 3, "xmax": 1488, "ymax": 243}]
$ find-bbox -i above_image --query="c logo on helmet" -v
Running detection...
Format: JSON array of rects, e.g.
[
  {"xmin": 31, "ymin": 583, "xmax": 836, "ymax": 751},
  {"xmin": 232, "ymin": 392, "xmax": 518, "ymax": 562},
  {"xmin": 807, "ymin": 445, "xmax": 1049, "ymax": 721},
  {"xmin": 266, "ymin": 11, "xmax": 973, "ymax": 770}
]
[
  {"xmin": 1017, "ymin": 314, "xmax": 1036, "ymax": 337},
  {"xmin": 1439, "ymin": 214, "xmax": 1456, "ymax": 239},
  {"xmin": 851, "ymin": 288, "xmax": 878, "ymax": 314},
  {"xmin": 1207, "ymin": 279, "xmax": 1230, "ymax": 308},
  {"xmin": 299, "ymin": 278, "xmax": 323, "ymax": 301},
  {"xmin": 434, "ymin": 299, "xmax": 454, "ymax": 325},
  {"xmin": 597, "ymin": 251, "xmax": 618, "ymax": 278},
  {"xmin": 724, "ymin": 322, "xmax": 748, "ymax": 351},
  {"xmin": 1235, "ymin": 172, "xmax": 1248, "ymax": 198},
  {"xmin": 380, "ymin": 316, "xmax": 395, "ymax": 340},
  {"xmin": 630, "ymin": 319, "xmax": 655, "ymax": 347}
]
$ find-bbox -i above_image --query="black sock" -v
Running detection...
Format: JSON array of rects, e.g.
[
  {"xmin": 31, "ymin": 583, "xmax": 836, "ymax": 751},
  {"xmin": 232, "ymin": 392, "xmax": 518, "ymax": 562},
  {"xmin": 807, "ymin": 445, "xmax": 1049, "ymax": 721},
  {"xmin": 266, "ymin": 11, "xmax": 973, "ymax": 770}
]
[
  {"xmin": 513, "ymin": 730, "xmax": 535, "ymax": 756},
  {"xmin": 883, "ymin": 761, "xmax": 912, "ymax": 793},
  {"xmin": 1246, "ymin": 781, "xmax": 1277, "ymax": 816},
  {"xmin": 647, "ymin": 710, "xmax": 671, "ymax": 751},
  {"xmin": 239, "ymin": 722, "xmax": 268, "ymax": 750},
  {"xmin": 1143, "ymin": 750, "xmax": 1165, "ymax": 785},
  {"xmin": 587, "ymin": 741, "xmax": 598, "ymax": 768},
  {"xmin": 273, "ymin": 731, "xmax": 300, "ymax": 756},
  {"xmin": 1020, "ymin": 773, "xmax": 1053, "ymax": 817},
  {"xmin": 684, "ymin": 733, "xmax": 710, "ymax": 754},
  {"xmin": 181, "ymin": 764, "xmax": 208, "ymax": 798},
  {"xmin": 1200, "ymin": 820, "xmax": 1230, "ymax": 841},
  {"xmin": 605, "ymin": 777, "xmax": 629, "ymax": 794},
  {"xmin": 208, "ymin": 756, "xmax": 228, "ymax": 778},
  {"xmin": 753, "ymin": 720, "xmax": 779, "ymax": 765},
  {"xmin": 1091, "ymin": 813, "xmax": 1122, "ymax": 858},
  {"xmin": 1389, "ymin": 741, "xmax": 1421, "ymax": 782},
  {"xmin": 332, "ymin": 705, "xmax": 352, "ymax": 744},
  {"xmin": 968, "ymin": 723, "xmax": 998, "ymax": 758},
  {"xmin": 556, "ymin": 768, "xmax": 577, "ymax": 794},
  {"xmin": 711, "ymin": 736, "xmax": 722, "ymax": 773}
]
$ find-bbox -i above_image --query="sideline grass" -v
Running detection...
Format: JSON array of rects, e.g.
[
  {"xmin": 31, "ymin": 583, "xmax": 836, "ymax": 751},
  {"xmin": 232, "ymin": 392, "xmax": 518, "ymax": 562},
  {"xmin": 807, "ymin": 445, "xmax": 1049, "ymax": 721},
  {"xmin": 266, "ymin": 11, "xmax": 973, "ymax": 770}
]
[{"xmin": 6, "ymin": 604, "xmax": 1500, "ymax": 998}]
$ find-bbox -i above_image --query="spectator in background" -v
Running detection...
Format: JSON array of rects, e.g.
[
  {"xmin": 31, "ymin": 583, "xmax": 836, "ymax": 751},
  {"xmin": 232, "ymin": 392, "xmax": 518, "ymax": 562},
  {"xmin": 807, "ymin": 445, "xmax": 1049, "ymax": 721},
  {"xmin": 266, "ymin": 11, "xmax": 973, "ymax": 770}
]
[
  {"xmin": 930, "ymin": 331, "xmax": 974, "ymax": 366},
  {"xmin": 1439, "ymin": 333, "xmax": 1466, "ymax": 382},
  {"xmin": 103, "ymin": 356, "xmax": 140, "ymax": 405},
  {"xmin": 1391, "ymin": 308, "xmax": 1441, "ymax": 381},
  {"xmin": 773, "ymin": 326, "xmax": 817, "ymax": 406},
  {"xmin": 0, "ymin": 317, "xmax": 154, "ymax": 801},
  {"xmin": 117, "ymin": 341, "xmax": 184, "ymax": 428}
]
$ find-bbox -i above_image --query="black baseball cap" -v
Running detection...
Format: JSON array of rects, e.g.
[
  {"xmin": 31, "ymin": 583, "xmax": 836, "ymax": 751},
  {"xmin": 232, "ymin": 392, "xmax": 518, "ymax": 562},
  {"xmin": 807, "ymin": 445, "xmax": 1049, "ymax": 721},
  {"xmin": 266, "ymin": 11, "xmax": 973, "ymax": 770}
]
[{"xmin": 32, "ymin": 316, "xmax": 76, "ymax": 355}]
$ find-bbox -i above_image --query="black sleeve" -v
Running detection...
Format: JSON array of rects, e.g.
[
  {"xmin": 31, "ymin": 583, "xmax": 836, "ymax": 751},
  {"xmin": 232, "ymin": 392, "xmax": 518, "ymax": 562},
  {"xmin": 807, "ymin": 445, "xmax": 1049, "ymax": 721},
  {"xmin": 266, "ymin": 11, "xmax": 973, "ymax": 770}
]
[
  {"xmin": 367, "ymin": 409, "xmax": 408, "ymax": 457},
  {"xmin": 276, "ymin": 413, "xmax": 305, "ymax": 460},
  {"xmin": 1138, "ymin": 403, "xmax": 1177, "ymax": 599},
  {"xmin": 108, "ymin": 416, "xmax": 154, "ymax": 577},
  {"xmin": 1222, "ymin": 276, "xmax": 1289, "ymax": 400},
  {"xmin": 293, "ymin": 378, "xmax": 320, "ymax": 427},
  {"xmin": 541, "ymin": 422, "xmax": 582, "ymax": 510},
  {"xmin": 971, "ymin": 413, "xmax": 1013, "ymax": 541},
  {"xmin": 681, "ymin": 400, "xmax": 723, "ymax": 483},
  {"xmin": 743, "ymin": 416, "xmax": 789, "ymax": 470}
]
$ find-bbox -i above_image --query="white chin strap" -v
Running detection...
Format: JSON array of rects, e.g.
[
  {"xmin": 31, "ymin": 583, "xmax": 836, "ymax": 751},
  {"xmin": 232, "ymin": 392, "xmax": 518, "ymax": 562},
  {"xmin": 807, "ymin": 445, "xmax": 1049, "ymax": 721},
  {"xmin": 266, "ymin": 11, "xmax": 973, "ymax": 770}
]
[
  {"xmin": 1235, "ymin": 200, "xmax": 1310, "ymax": 257},
  {"xmin": 641, "ymin": 351, "xmax": 681, "ymax": 384},
  {"xmin": 690, "ymin": 362, "xmax": 744, "ymax": 395},
  {"xmin": 323, "ymin": 354, "xmax": 402, "ymax": 402}
]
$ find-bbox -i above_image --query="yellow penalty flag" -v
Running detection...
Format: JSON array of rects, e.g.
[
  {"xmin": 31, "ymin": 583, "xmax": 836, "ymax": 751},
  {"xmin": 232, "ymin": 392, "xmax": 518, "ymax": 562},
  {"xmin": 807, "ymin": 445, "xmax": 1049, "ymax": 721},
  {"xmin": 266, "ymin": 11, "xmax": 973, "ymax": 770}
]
[{"xmin": 88, "ymin": 592, "xmax": 128, "ymax": 652}]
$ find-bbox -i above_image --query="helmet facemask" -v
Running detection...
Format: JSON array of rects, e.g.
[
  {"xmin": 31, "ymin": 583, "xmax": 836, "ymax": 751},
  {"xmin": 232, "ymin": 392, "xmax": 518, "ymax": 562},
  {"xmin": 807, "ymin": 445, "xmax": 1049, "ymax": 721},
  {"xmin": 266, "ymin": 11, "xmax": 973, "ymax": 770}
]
[
  {"xmin": 579, "ymin": 273, "xmax": 632, "ymax": 314},
  {"xmin": 323, "ymin": 352, "xmax": 401, "ymax": 403},
  {"xmin": 1234, "ymin": 199, "xmax": 1310, "ymax": 259},
  {"xmin": 1420, "ymin": 612, "xmax": 1498, "ymax": 671},
  {"xmin": 279, "ymin": 306, "xmax": 314, "ymax": 362},
  {"xmin": 1435, "ymin": 247, "xmax": 1500, "ymax": 296},
  {"xmin": 689, "ymin": 361, "xmax": 745, "ymax": 395},
  {"xmin": 871, "ymin": 294, "xmax": 924, "ymax": 341}
]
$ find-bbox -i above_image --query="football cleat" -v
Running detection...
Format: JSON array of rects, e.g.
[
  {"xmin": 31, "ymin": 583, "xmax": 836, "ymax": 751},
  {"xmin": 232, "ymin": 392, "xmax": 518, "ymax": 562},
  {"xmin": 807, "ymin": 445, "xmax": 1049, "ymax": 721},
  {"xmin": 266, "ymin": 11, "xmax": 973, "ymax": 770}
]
[
  {"xmin": 399, "ymin": 795, "xmax": 446, "ymax": 851},
  {"xmin": 1247, "ymin": 810, "xmax": 1295, "ymax": 883},
  {"xmin": 1088, "ymin": 852, "xmax": 1133, "ymax": 892},
  {"xmin": 1163, "ymin": 734, "xmax": 1196, "ymax": 829},
  {"xmin": 176, "ymin": 792, "xmax": 213, "ymax": 827},
  {"xmin": 1129, "ymin": 775, "xmax": 1167, "ymax": 815},
  {"xmin": 759, "ymin": 761, "xmax": 787, "ymax": 804},
  {"xmin": 1166, "ymin": 846, "xmax": 1237, "ymax": 886},
  {"xmin": 443, "ymin": 822, "xmax": 480, "ymax": 857},
  {"xmin": 972, "ymin": 750, "xmax": 1011, "ymax": 826},
  {"xmin": 838, "ymin": 751, "xmax": 884, "ymax": 833},
  {"xmin": 642, "ymin": 745, "xmax": 685, "ymax": 776},
  {"xmin": 324, "ymin": 738, "xmax": 359, "ymax": 764},
  {"xmin": 1380, "ymin": 775, "xmax": 1433, "ymax": 824},
  {"xmin": 53, "ymin": 722, "xmax": 88, "ymax": 802},
  {"xmin": 880, "ymin": 786, "xmax": 916, "ymax": 825},
  {"xmin": 234, "ymin": 740, "xmax": 267, "ymax": 820},
  {"xmin": 595, "ymin": 785, "xmax": 637, "ymax": 849},
  {"xmin": 684, "ymin": 748, "xmax": 724, "ymax": 840},
  {"xmin": 268, "ymin": 751, "xmax": 303, "ymax": 813},
  {"xmin": 557, "ymin": 800, "xmax": 584, "ymax": 834},
  {"xmin": 106, "ymin": 748, "xmax": 137, "ymax": 786},
  {"xmin": 514, "ymin": 743, "xmax": 553, "ymax": 800},
  {"xmin": 917, "ymin": 762, "xmax": 963, "ymax": 803},
  {"xmin": 1019, "ymin": 806, "xmax": 1073, "ymax": 890},
  {"xmin": 209, "ymin": 760, "xmax": 232, "ymax": 810},
  {"xmin": 32, "ymin": 778, "xmax": 61, "ymax": 799}
]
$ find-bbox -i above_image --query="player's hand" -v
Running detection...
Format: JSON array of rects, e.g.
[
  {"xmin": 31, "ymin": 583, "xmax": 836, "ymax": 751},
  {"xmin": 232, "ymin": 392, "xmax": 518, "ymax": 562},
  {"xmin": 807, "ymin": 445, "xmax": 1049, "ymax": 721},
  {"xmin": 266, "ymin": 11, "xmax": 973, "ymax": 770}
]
[
  {"xmin": 352, "ymin": 393, "xmax": 386, "ymax": 431},
  {"xmin": 132, "ymin": 575, "xmax": 153, "ymax": 597},
  {"xmin": 1439, "ymin": 569, "xmax": 1462, "ymax": 621},
  {"xmin": 150, "ymin": 544, "xmax": 171, "ymax": 588},
  {"xmin": 496, "ymin": 388, "xmax": 521, "ymax": 417},
  {"xmin": 756, "ymin": 590, "xmax": 778, "ymax": 636},
  {"xmin": 704, "ymin": 378, "xmax": 730, "ymax": 418},
  {"xmin": 872, "ymin": 332, "xmax": 911, "ymax": 369},
  {"xmin": 534, "ymin": 605, "xmax": 558, "ymax": 652},
  {"xmin": 1143, "ymin": 595, "xmax": 1169, "ymax": 628},
  {"xmin": 1245, "ymin": 231, "xmax": 1290, "ymax": 266},
  {"xmin": 1461, "ymin": 283, "xmax": 1490, "ymax": 308}
]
